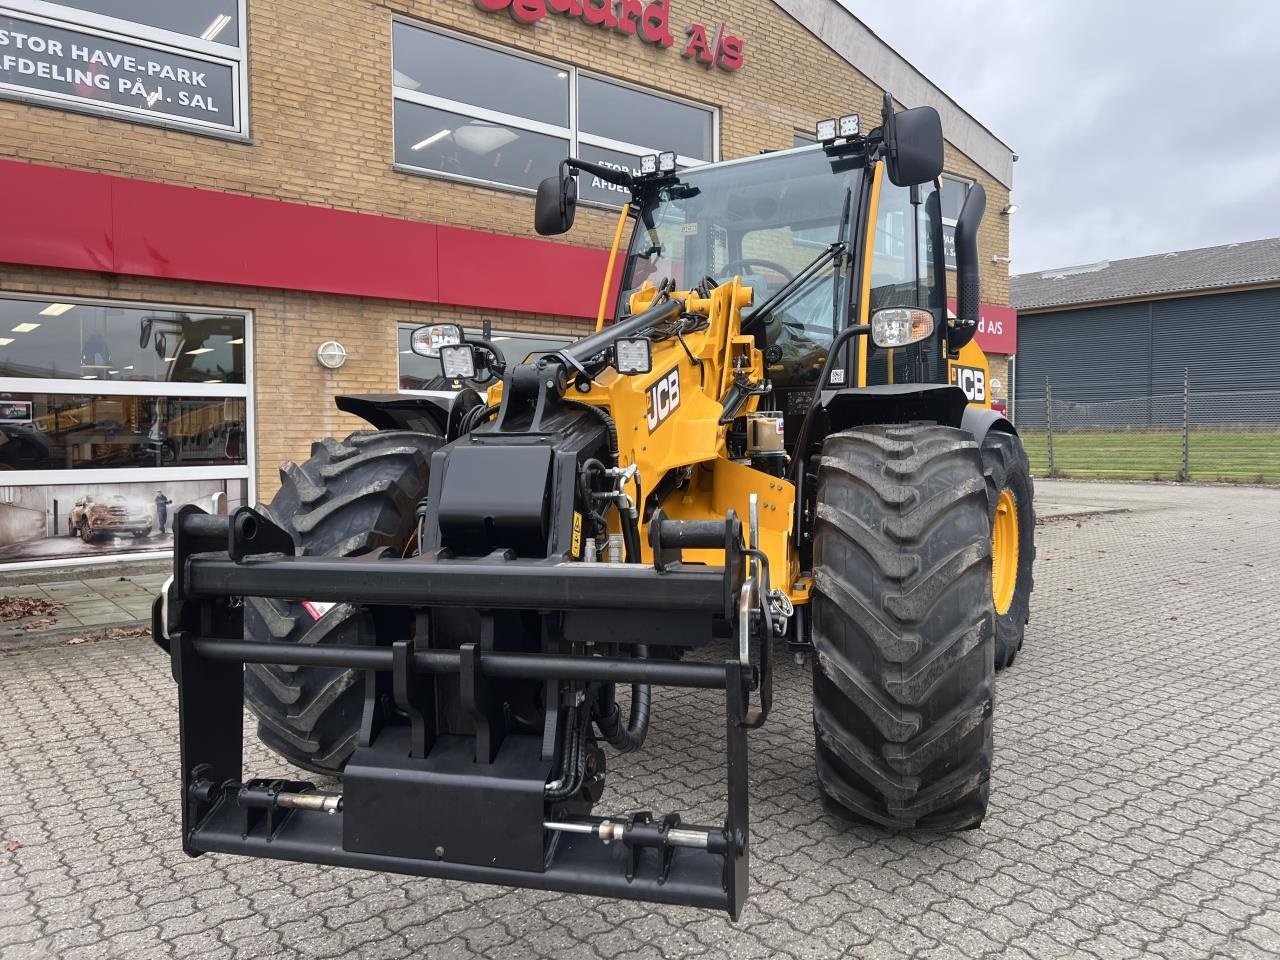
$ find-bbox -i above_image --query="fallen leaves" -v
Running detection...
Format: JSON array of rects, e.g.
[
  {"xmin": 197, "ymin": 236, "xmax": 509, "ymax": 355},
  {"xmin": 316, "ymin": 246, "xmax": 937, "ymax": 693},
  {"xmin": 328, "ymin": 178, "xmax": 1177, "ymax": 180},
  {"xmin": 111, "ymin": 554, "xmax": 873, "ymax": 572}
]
[
  {"xmin": 0, "ymin": 596, "xmax": 64, "ymax": 621},
  {"xmin": 4, "ymin": 841, "xmax": 20, "ymax": 853},
  {"xmin": 65, "ymin": 625, "xmax": 150, "ymax": 647}
]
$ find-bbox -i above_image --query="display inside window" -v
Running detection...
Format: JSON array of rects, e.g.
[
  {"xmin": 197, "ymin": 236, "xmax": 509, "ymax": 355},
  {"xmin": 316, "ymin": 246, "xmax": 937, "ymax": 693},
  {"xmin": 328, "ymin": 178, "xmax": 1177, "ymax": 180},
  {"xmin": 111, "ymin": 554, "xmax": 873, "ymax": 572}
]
[
  {"xmin": 0, "ymin": 476, "xmax": 247, "ymax": 563},
  {"xmin": 0, "ymin": 298, "xmax": 245, "ymax": 384},
  {"xmin": 0, "ymin": 392, "xmax": 247, "ymax": 471}
]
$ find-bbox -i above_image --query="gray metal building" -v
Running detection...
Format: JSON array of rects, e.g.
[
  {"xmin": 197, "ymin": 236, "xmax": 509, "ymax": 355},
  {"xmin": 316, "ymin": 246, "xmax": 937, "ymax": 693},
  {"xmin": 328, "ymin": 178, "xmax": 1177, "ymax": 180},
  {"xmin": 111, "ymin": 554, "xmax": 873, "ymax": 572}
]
[{"xmin": 1011, "ymin": 238, "xmax": 1280, "ymax": 427}]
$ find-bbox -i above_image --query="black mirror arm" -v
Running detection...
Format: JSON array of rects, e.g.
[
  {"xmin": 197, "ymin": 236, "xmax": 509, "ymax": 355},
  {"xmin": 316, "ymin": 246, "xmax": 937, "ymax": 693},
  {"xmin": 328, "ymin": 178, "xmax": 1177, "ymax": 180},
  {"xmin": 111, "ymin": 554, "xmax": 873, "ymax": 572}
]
[{"xmin": 563, "ymin": 157, "xmax": 634, "ymax": 190}]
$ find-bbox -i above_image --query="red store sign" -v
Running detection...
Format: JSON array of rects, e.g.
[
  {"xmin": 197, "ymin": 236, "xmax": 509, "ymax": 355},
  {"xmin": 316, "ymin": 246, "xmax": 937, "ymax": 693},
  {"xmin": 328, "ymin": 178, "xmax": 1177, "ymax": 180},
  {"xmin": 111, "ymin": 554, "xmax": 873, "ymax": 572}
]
[
  {"xmin": 473, "ymin": 0, "xmax": 745, "ymax": 71},
  {"xmin": 947, "ymin": 299, "xmax": 1018, "ymax": 355}
]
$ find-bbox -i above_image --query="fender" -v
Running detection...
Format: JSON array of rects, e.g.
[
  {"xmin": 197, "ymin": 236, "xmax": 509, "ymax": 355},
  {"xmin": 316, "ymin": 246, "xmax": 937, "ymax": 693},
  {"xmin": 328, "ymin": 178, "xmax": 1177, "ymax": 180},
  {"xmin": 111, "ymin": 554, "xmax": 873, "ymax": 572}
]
[
  {"xmin": 960, "ymin": 404, "xmax": 1016, "ymax": 447},
  {"xmin": 335, "ymin": 391, "xmax": 482, "ymax": 439},
  {"xmin": 818, "ymin": 384, "xmax": 971, "ymax": 434}
]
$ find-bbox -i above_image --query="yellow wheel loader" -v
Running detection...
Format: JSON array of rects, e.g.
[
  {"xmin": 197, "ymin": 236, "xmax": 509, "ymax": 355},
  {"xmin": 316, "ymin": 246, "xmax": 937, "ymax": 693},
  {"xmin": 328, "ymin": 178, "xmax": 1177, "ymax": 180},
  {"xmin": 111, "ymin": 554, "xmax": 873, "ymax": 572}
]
[{"xmin": 154, "ymin": 94, "xmax": 1034, "ymax": 919}]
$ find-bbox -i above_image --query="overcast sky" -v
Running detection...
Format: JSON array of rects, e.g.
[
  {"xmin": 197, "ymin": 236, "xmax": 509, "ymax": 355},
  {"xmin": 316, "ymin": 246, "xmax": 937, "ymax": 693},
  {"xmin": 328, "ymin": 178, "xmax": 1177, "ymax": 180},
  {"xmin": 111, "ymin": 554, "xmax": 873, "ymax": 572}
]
[{"xmin": 843, "ymin": 1, "xmax": 1280, "ymax": 274}]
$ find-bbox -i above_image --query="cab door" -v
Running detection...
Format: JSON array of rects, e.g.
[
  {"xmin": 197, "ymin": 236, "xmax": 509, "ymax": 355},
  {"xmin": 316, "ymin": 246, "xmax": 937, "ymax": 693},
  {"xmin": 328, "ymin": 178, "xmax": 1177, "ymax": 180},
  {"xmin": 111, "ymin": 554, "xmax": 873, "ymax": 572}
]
[{"xmin": 859, "ymin": 166, "xmax": 949, "ymax": 387}]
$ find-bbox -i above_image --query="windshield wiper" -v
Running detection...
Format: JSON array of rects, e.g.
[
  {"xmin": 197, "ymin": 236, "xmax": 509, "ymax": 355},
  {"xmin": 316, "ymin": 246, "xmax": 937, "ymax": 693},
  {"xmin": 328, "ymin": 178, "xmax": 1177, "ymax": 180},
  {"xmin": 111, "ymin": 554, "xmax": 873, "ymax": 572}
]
[{"xmin": 741, "ymin": 241, "xmax": 847, "ymax": 332}]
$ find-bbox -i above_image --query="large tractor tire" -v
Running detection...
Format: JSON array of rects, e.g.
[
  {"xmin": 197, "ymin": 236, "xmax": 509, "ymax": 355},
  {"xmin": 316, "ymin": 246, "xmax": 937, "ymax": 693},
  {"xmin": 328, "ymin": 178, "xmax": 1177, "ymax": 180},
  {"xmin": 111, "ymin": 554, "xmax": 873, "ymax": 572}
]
[
  {"xmin": 811, "ymin": 424, "xmax": 994, "ymax": 831},
  {"xmin": 981, "ymin": 431, "xmax": 1035, "ymax": 670},
  {"xmin": 243, "ymin": 429, "xmax": 441, "ymax": 775}
]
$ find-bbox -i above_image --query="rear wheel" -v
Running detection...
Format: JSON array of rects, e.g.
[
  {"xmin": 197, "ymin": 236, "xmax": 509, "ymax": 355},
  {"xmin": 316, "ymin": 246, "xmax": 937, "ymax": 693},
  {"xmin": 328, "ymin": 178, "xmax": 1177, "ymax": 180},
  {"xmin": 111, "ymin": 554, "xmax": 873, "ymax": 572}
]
[
  {"xmin": 811, "ymin": 424, "xmax": 994, "ymax": 830},
  {"xmin": 982, "ymin": 431, "xmax": 1035, "ymax": 670},
  {"xmin": 243, "ymin": 429, "xmax": 441, "ymax": 775}
]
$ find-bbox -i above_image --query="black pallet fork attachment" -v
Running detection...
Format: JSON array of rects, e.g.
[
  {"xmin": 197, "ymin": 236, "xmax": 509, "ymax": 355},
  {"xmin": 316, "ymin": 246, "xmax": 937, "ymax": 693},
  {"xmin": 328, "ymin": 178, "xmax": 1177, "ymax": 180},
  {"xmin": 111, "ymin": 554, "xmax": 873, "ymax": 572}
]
[{"xmin": 157, "ymin": 505, "xmax": 758, "ymax": 918}]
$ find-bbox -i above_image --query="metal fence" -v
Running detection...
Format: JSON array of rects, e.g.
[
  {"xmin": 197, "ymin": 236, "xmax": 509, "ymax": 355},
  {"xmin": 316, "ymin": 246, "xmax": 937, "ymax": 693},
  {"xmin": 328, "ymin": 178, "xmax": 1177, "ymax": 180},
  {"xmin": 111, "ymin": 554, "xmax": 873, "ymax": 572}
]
[{"xmin": 1014, "ymin": 372, "xmax": 1280, "ymax": 483}]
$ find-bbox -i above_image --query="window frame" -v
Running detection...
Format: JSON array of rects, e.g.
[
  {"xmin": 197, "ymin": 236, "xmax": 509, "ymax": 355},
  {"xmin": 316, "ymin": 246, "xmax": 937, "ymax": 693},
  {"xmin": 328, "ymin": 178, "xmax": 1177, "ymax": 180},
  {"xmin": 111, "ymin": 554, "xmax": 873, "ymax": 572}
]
[
  {"xmin": 0, "ymin": 0, "xmax": 250, "ymax": 140},
  {"xmin": 0, "ymin": 291, "xmax": 254, "ymax": 492},
  {"xmin": 389, "ymin": 18, "xmax": 718, "ymax": 207},
  {"xmin": 939, "ymin": 173, "xmax": 973, "ymax": 272}
]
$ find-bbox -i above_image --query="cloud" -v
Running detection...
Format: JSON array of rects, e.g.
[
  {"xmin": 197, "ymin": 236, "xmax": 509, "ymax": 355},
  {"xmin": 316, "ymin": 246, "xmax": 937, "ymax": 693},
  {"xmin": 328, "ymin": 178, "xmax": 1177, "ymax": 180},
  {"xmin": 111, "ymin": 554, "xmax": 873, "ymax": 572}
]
[{"xmin": 839, "ymin": 0, "xmax": 1280, "ymax": 271}]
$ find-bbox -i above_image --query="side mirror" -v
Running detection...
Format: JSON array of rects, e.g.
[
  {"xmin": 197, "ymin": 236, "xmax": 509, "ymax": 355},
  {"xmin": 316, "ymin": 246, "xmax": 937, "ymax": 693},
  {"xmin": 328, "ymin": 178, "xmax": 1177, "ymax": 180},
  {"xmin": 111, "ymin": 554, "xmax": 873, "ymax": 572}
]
[
  {"xmin": 951, "ymin": 182, "xmax": 987, "ymax": 351},
  {"xmin": 882, "ymin": 95, "xmax": 944, "ymax": 187},
  {"xmin": 534, "ymin": 173, "xmax": 577, "ymax": 236},
  {"xmin": 410, "ymin": 323, "xmax": 463, "ymax": 358}
]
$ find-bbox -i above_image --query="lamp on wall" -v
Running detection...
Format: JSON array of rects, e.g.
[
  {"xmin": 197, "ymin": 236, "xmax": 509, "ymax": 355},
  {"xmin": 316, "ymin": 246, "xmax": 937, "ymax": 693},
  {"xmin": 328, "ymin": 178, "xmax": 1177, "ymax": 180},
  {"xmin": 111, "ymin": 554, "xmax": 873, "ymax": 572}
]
[
  {"xmin": 316, "ymin": 340, "xmax": 347, "ymax": 370},
  {"xmin": 1001, "ymin": 203, "xmax": 1018, "ymax": 216}
]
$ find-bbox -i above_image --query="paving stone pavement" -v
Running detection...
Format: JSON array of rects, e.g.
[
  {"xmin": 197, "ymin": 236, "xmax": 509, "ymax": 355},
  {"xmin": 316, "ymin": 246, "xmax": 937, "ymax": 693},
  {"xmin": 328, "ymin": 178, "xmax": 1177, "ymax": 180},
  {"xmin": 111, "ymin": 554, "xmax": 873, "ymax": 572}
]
[
  {"xmin": 2, "ymin": 480, "xmax": 1279, "ymax": 960},
  {"xmin": 0, "ymin": 572, "xmax": 165, "ymax": 642}
]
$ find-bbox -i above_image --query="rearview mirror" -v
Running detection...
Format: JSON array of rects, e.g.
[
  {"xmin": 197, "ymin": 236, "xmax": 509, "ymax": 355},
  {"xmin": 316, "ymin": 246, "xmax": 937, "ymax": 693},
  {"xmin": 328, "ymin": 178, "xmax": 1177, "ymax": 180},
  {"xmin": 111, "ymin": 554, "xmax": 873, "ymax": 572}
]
[
  {"xmin": 882, "ymin": 95, "xmax": 944, "ymax": 187},
  {"xmin": 410, "ymin": 323, "xmax": 463, "ymax": 358},
  {"xmin": 534, "ymin": 173, "xmax": 577, "ymax": 236}
]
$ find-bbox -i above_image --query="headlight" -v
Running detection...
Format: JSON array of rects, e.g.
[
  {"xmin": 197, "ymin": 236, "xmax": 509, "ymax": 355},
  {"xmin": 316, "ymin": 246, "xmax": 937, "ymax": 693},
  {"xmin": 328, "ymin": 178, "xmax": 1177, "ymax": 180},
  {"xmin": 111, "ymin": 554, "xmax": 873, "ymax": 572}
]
[
  {"xmin": 439, "ymin": 343, "xmax": 477, "ymax": 379},
  {"xmin": 871, "ymin": 308, "xmax": 935, "ymax": 348}
]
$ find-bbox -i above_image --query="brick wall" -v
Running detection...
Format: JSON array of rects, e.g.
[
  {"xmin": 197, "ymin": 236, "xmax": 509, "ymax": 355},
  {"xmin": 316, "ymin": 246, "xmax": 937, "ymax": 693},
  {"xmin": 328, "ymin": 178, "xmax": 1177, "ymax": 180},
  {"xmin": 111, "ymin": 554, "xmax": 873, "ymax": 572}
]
[{"xmin": 0, "ymin": 0, "xmax": 1013, "ymax": 498}]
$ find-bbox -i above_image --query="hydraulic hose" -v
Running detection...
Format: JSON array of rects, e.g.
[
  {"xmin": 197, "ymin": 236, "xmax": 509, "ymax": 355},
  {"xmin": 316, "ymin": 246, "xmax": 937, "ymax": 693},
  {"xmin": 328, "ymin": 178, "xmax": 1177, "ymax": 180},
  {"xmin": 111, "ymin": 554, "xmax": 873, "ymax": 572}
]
[
  {"xmin": 565, "ymin": 400, "xmax": 620, "ymax": 466},
  {"xmin": 544, "ymin": 702, "xmax": 591, "ymax": 801},
  {"xmin": 593, "ymin": 645, "xmax": 652, "ymax": 753}
]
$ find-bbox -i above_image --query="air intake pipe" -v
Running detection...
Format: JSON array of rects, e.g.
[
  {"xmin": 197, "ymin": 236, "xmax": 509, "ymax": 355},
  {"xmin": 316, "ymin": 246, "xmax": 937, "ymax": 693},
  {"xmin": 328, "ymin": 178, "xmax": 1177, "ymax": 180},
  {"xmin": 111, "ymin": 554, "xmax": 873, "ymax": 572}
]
[{"xmin": 951, "ymin": 182, "xmax": 986, "ymax": 352}]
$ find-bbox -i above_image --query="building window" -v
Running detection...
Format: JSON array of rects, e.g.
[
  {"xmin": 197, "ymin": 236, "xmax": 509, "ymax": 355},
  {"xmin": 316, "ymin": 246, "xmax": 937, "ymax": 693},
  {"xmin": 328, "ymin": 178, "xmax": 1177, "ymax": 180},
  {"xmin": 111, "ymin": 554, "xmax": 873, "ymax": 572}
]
[
  {"xmin": 391, "ymin": 20, "xmax": 717, "ymax": 204},
  {"xmin": 0, "ymin": 0, "xmax": 248, "ymax": 137},
  {"xmin": 397, "ymin": 325, "xmax": 572, "ymax": 391},
  {"xmin": 940, "ymin": 174, "xmax": 972, "ymax": 270},
  {"xmin": 793, "ymin": 130, "xmax": 815, "ymax": 147},
  {"xmin": 0, "ymin": 293, "xmax": 252, "ymax": 566}
]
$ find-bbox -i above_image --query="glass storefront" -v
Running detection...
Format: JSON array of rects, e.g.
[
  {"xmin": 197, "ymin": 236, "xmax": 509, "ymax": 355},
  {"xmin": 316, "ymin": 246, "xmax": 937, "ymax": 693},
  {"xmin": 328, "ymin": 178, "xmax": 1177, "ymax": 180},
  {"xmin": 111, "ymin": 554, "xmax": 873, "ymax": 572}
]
[{"xmin": 0, "ymin": 293, "xmax": 252, "ymax": 567}]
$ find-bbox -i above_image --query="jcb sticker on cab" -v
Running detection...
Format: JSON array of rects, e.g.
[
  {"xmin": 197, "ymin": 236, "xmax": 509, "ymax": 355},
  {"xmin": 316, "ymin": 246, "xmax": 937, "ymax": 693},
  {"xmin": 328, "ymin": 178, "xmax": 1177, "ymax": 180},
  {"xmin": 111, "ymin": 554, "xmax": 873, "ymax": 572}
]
[
  {"xmin": 951, "ymin": 365, "xmax": 987, "ymax": 402},
  {"xmin": 646, "ymin": 367, "xmax": 681, "ymax": 432}
]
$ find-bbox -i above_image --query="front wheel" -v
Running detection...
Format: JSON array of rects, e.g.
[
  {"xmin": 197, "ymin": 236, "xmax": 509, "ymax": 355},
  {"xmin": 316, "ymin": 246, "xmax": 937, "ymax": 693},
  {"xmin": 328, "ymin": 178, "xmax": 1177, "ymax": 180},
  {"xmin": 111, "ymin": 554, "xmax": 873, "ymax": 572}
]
[
  {"xmin": 982, "ymin": 431, "xmax": 1035, "ymax": 670},
  {"xmin": 243, "ymin": 429, "xmax": 441, "ymax": 775},
  {"xmin": 811, "ymin": 424, "xmax": 995, "ymax": 831}
]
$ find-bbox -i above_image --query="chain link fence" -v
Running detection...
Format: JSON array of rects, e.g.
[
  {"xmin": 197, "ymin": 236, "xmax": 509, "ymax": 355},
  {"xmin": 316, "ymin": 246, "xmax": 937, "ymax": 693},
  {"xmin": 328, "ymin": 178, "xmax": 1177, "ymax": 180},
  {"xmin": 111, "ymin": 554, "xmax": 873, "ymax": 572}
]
[{"xmin": 1014, "ymin": 372, "xmax": 1280, "ymax": 483}]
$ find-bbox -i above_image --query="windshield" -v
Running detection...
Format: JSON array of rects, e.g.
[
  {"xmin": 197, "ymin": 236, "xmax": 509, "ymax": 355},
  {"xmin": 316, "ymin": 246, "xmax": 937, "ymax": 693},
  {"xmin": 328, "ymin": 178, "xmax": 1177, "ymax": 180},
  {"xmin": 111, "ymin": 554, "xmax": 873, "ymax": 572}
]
[
  {"xmin": 617, "ymin": 146, "xmax": 866, "ymax": 396},
  {"xmin": 614, "ymin": 145, "xmax": 865, "ymax": 335}
]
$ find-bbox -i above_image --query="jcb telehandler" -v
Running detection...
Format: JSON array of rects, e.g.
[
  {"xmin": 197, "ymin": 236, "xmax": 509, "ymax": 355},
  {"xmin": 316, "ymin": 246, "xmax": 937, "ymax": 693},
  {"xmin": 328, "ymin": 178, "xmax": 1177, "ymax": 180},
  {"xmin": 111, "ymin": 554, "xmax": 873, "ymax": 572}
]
[{"xmin": 154, "ymin": 95, "xmax": 1034, "ymax": 919}]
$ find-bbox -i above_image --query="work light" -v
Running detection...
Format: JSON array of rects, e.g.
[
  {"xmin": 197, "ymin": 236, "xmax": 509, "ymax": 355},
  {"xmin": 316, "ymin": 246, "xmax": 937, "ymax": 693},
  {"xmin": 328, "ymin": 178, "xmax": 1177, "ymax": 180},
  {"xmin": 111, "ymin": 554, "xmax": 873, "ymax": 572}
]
[
  {"xmin": 871, "ymin": 308, "xmax": 935, "ymax": 348},
  {"xmin": 615, "ymin": 337, "xmax": 652, "ymax": 375},
  {"xmin": 839, "ymin": 114, "xmax": 860, "ymax": 138},
  {"xmin": 439, "ymin": 343, "xmax": 477, "ymax": 379},
  {"xmin": 640, "ymin": 154, "xmax": 658, "ymax": 175},
  {"xmin": 815, "ymin": 118, "xmax": 837, "ymax": 143},
  {"xmin": 658, "ymin": 151, "xmax": 677, "ymax": 173}
]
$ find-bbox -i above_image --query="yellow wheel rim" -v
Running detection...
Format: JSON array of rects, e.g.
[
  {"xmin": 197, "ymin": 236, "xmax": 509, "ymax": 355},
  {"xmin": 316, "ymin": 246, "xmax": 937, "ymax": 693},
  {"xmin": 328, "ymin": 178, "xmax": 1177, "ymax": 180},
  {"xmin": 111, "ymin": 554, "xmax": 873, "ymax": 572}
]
[{"xmin": 992, "ymin": 488, "xmax": 1019, "ymax": 615}]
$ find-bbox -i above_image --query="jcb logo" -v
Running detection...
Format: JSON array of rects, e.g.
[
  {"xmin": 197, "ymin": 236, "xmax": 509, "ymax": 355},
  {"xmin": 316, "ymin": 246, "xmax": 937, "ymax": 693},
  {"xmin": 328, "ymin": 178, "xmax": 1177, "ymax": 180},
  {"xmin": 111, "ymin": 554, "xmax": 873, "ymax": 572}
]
[
  {"xmin": 646, "ymin": 367, "xmax": 681, "ymax": 432},
  {"xmin": 951, "ymin": 365, "xmax": 987, "ymax": 402}
]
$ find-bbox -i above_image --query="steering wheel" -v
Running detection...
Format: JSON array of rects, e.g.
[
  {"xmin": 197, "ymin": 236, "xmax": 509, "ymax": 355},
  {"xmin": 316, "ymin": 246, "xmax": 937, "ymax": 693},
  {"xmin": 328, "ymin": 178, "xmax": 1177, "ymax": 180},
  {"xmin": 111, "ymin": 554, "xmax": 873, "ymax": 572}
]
[{"xmin": 721, "ymin": 258, "xmax": 794, "ymax": 287}]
